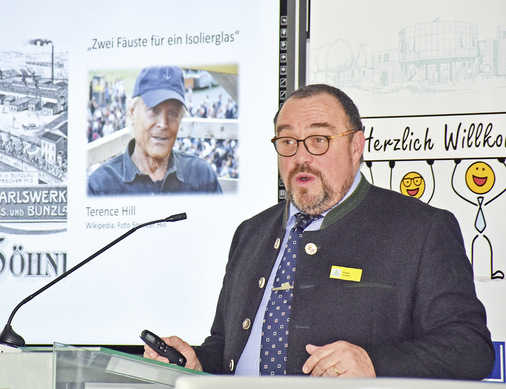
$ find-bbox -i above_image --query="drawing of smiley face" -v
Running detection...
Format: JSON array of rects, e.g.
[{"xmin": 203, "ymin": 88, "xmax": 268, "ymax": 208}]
[
  {"xmin": 466, "ymin": 161, "xmax": 495, "ymax": 194},
  {"xmin": 400, "ymin": 172, "xmax": 425, "ymax": 198}
]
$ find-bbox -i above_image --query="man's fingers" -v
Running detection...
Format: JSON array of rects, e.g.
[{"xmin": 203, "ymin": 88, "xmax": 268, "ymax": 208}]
[
  {"xmin": 303, "ymin": 343, "xmax": 336, "ymax": 374},
  {"xmin": 143, "ymin": 343, "xmax": 170, "ymax": 363},
  {"xmin": 302, "ymin": 341, "xmax": 375, "ymax": 378}
]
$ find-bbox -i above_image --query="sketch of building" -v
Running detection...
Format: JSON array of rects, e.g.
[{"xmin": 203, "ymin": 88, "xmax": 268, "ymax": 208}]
[
  {"xmin": 0, "ymin": 40, "xmax": 68, "ymax": 229},
  {"xmin": 311, "ymin": 19, "xmax": 506, "ymax": 93}
]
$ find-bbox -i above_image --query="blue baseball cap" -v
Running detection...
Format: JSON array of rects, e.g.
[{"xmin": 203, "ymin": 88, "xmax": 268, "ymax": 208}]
[{"xmin": 132, "ymin": 66, "xmax": 186, "ymax": 109}]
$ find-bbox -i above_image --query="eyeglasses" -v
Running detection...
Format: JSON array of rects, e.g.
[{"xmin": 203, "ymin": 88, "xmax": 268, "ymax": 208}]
[
  {"xmin": 271, "ymin": 130, "xmax": 357, "ymax": 157},
  {"xmin": 402, "ymin": 176, "xmax": 423, "ymax": 186}
]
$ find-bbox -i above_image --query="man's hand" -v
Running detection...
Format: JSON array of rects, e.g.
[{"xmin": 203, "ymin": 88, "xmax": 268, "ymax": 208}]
[
  {"xmin": 302, "ymin": 340, "xmax": 376, "ymax": 378},
  {"xmin": 143, "ymin": 335, "xmax": 203, "ymax": 371}
]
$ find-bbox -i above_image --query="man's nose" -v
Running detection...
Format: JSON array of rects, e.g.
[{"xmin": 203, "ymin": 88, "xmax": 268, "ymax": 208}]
[
  {"xmin": 292, "ymin": 140, "xmax": 313, "ymax": 163},
  {"xmin": 157, "ymin": 113, "xmax": 169, "ymax": 128}
]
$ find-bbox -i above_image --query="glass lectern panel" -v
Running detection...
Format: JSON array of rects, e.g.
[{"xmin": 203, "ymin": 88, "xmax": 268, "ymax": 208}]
[{"xmin": 52, "ymin": 343, "xmax": 207, "ymax": 389}]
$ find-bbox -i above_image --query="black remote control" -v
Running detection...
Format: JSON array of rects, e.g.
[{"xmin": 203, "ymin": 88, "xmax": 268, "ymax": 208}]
[{"xmin": 140, "ymin": 329, "xmax": 187, "ymax": 367}]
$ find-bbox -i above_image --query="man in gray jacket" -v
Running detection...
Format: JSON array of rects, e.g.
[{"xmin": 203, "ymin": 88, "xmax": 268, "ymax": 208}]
[{"xmin": 145, "ymin": 84, "xmax": 494, "ymax": 379}]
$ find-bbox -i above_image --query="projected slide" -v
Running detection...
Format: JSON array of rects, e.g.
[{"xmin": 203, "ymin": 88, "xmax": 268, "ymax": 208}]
[{"xmin": 0, "ymin": 0, "xmax": 279, "ymax": 345}]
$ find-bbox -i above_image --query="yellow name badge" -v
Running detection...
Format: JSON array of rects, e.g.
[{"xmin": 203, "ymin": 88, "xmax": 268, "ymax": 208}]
[{"xmin": 329, "ymin": 266, "xmax": 362, "ymax": 282}]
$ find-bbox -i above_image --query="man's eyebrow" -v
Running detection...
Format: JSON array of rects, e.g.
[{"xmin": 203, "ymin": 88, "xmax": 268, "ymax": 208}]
[
  {"xmin": 275, "ymin": 124, "xmax": 292, "ymax": 133},
  {"xmin": 276, "ymin": 121, "xmax": 336, "ymax": 134},
  {"xmin": 309, "ymin": 121, "xmax": 335, "ymax": 130}
]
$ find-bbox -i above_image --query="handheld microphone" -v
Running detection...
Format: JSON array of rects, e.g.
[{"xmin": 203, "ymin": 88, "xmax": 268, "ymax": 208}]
[{"xmin": 0, "ymin": 212, "xmax": 187, "ymax": 348}]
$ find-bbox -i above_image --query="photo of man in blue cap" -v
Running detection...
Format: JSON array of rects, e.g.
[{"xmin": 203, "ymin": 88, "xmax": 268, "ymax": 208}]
[{"xmin": 88, "ymin": 66, "xmax": 223, "ymax": 195}]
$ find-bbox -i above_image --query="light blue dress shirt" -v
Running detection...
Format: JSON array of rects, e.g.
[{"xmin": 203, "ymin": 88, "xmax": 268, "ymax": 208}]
[{"xmin": 235, "ymin": 171, "xmax": 362, "ymax": 375}]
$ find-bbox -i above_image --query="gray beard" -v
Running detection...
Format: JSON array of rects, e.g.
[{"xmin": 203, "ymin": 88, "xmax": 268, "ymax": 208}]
[{"xmin": 285, "ymin": 165, "xmax": 354, "ymax": 215}]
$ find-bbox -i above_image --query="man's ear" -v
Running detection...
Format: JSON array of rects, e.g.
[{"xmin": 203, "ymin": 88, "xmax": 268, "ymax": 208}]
[
  {"xmin": 127, "ymin": 99, "xmax": 136, "ymax": 124},
  {"xmin": 352, "ymin": 130, "xmax": 365, "ymax": 163}
]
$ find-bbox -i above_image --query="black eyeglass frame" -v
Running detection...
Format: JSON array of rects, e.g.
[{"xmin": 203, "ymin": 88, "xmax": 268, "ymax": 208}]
[{"xmin": 271, "ymin": 129, "xmax": 357, "ymax": 157}]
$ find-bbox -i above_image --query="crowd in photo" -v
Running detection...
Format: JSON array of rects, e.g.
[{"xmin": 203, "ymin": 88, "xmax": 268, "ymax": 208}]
[
  {"xmin": 185, "ymin": 89, "xmax": 239, "ymax": 119},
  {"xmin": 174, "ymin": 137, "xmax": 238, "ymax": 179},
  {"xmin": 87, "ymin": 79, "xmax": 127, "ymax": 143}
]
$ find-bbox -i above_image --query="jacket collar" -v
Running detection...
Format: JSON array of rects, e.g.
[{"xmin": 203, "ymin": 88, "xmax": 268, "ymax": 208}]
[{"xmin": 282, "ymin": 173, "xmax": 370, "ymax": 229}]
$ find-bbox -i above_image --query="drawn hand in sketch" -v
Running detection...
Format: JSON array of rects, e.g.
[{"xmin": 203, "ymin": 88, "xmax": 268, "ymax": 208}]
[
  {"xmin": 452, "ymin": 159, "xmax": 505, "ymax": 280},
  {"xmin": 365, "ymin": 160, "xmax": 374, "ymax": 184}
]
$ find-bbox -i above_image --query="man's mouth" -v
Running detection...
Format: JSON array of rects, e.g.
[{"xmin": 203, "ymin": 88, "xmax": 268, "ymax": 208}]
[
  {"xmin": 294, "ymin": 172, "xmax": 317, "ymax": 185},
  {"xmin": 152, "ymin": 135, "xmax": 169, "ymax": 142},
  {"xmin": 287, "ymin": 165, "xmax": 322, "ymax": 188}
]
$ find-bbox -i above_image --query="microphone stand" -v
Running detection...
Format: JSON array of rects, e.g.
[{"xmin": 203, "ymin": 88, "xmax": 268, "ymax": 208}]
[{"xmin": 0, "ymin": 212, "xmax": 187, "ymax": 347}]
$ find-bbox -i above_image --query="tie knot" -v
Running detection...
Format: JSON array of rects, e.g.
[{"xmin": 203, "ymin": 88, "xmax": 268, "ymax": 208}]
[{"xmin": 294, "ymin": 213, "xmax": 321, "ymax": 231}]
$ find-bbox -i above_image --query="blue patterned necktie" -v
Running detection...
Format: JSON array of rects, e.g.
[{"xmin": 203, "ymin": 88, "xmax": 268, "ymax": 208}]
[{"xmin": 260, "ymin": 213, "xmax": 319, "ymax": 375}]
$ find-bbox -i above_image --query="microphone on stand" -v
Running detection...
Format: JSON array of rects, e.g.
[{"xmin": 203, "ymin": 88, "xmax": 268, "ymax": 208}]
[{"xmin": 0, "ymin": 212, "xmax": 187, "ymax": 348}]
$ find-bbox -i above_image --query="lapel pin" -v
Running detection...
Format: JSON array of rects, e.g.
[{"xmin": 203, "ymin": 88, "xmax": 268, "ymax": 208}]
[{"xmin": 305, "ymin": 243, "xmax": 317, "ymax": 255}]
